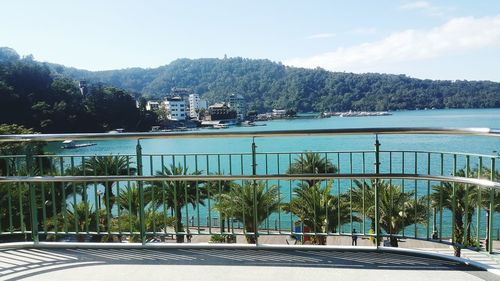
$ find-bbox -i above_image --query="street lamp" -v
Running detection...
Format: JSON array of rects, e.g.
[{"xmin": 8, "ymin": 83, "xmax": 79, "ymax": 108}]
[
  {"xmin": 432, "ymin": 207, "xmax": 439, "ymax": 239},
  {"xmin": 486, "ymin": 210, "xmax": 490, "ymax": 251},
  {"xmin": 96, "ymin": 190, "xmax": 102, "ymax": 210}
]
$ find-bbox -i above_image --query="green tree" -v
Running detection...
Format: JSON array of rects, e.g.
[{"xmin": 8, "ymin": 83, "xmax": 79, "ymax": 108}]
[
  {"xmin": 111, "ymin": 184, "xmax": 176, "ymax": 242},
  {"xmin": 0, "ymin": 124, "xmax": 71, "ymax": 235},
  {"xmin": 430, "ymin": 169, "xmax": 489, "ymax": 257},
  {"xmin": 116, "ymin": 184, "xmax": 153, "ymax": 218},
  {"xmin": 282, "ymin": 181, "xmax": 355, "ymax": 245},
  {"xmin": 0, "ymin": 124, "xmax": 46, "ymax": 176},
  {"xmin": 78, "ymin": 155, "xmax": 135, "ymax": 201},
  {"xmin": 209, "ymin": 176, "xmax": 238, "ymax": 234},
  {"xmin": 352, "ymin": 180, "xmax": 428, "ymax": 247},
  {"xmin": 287, "ymin": 152, "xmax": 337, "ymax": 186},
  {"xmin": 0, "ymin": 182, "xmax": 31, "ymax": 233},
  {"xmin": 148, "ymin": 164, "xmax": 207, "ymax": 243},
  {"xmin": 45, "ymin": 201, "xmax": 105, "ymax": 242},
  {"xmin": 220, "ymin": 181, "xmax": 280, "ymax": 244}
]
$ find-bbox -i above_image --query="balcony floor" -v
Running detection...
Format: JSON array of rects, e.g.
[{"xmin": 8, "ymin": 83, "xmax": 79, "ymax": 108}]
[{"xmin": 1, "ymin": 246, "xmax": 498, "ymax": 281}]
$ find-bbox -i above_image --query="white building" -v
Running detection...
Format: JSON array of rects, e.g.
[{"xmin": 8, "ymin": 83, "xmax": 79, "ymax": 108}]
[
  {"xmin": 163, "ymin": 97, "xmax": 186, "ymax": 121},
  {"xmin": 188, "ymin": 94, "xmax": 208, "ymax": 119},
  {"xmin": 228, "ymin": 94, "xmax": 246, "ymax": 120},
  {"xmin": 272, "ymin": 109, "xmax": 287, "ymax": 118},
  {"xmin": 145, "ymin": 101, "xmax": 160, "ymax": 111}
]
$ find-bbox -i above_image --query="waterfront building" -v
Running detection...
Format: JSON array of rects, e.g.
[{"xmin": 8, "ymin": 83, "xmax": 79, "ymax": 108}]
[
  {"xmin": 205, "ymin": 102, "xmax": 237, "ymax": 121},
  {"xmin": 228, "ymin": 94, "xmax": 246, "ymax": 120},
  {"xmin": 188, "ymin": 94, "xmax": 208, "ymax": 119},
  {"xmin": 169, "ymin": 87, "xmax": 194, "ymax": 117},
  {"xmin": 272, "ymin": 109, "xmax": 287, "ymax": 118},
  {"xmin": 163, "ymin": 96, "xmax": 186, "ymax": 121},
  {"xmin": 145, "ymin": 101, "xmax": 160, "ymax": 111}
]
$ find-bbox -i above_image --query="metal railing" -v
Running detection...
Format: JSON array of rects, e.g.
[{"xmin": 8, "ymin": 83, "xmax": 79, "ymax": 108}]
[{"xmin": 0, "ymin": 127, "xmax": 499, "ymax": 252}]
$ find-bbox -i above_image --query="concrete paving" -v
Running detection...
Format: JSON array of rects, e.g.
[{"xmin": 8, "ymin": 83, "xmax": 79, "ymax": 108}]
[{"xmin": 1, "ymin": 247, "xmax": 499, "ymax": 281}]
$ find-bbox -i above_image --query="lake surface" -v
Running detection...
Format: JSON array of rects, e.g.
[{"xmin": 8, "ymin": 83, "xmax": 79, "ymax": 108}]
[
  {"xmin": 47, "ymin": 108, "xmax": 500, "ymax": 156},
  {"xmin": 45, "ymin": 109, "xmax": 500, "ymax": 238}
]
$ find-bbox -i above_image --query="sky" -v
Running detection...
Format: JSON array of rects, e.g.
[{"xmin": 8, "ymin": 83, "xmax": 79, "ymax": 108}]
[{"xmin": 1, "ymin": 0, "xmax": 500, "ymax": 81}]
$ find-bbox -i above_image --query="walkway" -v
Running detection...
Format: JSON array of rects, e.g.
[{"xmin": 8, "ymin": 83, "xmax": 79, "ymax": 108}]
[
  {"xmin": 418, "ymin": 248, "xmax": 500, "ymax": 275},
  {"xmin": 1, "ymin": 246, "xmax": 499, "ymax": 281}
]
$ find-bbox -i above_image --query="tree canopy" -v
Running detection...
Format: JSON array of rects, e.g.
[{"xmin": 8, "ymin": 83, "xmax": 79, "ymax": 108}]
[
  {"xmin": 50, "ymin": 55, "xmax": 500, "ymax": 113},
  {"xmin": 2, "ymin": 46, "xmax": 499, "ymax": 133},
  {"xmin": 0, "ymin": 47, "xmax": 157, "ymax": 133}
]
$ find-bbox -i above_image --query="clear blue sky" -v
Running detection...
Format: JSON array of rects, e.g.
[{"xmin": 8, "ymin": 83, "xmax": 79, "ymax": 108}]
[{"xmin": 1, "ymin": 0, "xmax": 500, "ymax": 81}]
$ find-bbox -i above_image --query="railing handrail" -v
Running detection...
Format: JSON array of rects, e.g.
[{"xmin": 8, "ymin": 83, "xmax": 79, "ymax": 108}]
[
  {"xmin": 0, "ymin": 127, "xmax": 499, "ymax": 142},
  {"xmin": 4, "ymin": 149, "xmax": 496, "ymax": 159},
  {"xmin": 1, "ymin": 173, "xmax": 499, "ymax": 189}
]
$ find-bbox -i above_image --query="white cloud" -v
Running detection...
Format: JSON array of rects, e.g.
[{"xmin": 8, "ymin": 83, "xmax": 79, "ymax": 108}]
[
  {"xmin": 306, "ymin": 33, "xmax": 336, "ymax": 39},
  {"xmin": 399, "ymin": 1, "xmax": 453, "ymax": 18},
  {"xmin": 285, "ymin": 15, "xmax": 500, "ymax": 72}
]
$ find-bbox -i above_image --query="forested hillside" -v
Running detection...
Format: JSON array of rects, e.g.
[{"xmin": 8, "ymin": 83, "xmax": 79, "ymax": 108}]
[
  {"xmin": 2, "ymin": 45, "xmax": 499, "ymax": 130},
  {"xmin": 51, "ymin": 57, "xmax": 500, "ymax": 112},
  {"xmin": 0, "ymin": 47, "xmax": 156, "ymax": 133}
]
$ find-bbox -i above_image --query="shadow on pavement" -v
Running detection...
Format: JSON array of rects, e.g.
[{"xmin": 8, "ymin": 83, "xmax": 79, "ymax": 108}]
[{"xmin": 0, "ymin": 248, "xmax": 495, "ymax": 281}]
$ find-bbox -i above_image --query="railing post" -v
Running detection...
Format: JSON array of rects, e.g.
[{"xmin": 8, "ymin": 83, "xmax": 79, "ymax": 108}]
[
  {"xmin": 374, "ymin": 134, "xmax": 380, "ymax": 248},
  {"xmin": 427, "ymin": 153, "xmax": 431, "ymax": 240},
  {"xmin": 251, "ymin": 137, "xmax": 258, "ymax": 245},
  {"xmin": 488, "ymin": 158, "xmax": 496, "ymax": 254},
  {"xmin": 452, "ymin": 154, "xmax": 457, "ymax": 246},
  {"xmin": 136, "ymin": 139, "xmax": 146, "ymax": 245},
  {"xmin": 477, "ymin": 157, "xmax": 483, "ymax": 245},
  {"xmin": 26, "ymin": 144, "xmax": 39, "ymax": 244}
]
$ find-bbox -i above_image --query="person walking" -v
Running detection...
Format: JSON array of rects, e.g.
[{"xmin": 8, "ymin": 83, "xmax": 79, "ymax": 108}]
[{"xmin": 352, "ymin": 229, "xmax": 358, "ymax": 246}]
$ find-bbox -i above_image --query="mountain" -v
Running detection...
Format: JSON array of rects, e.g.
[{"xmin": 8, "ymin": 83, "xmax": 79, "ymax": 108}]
[
  {"xmin": 4, "ymin": 47, "xmax": 500, "ymax": 113},
  {"xmin": 0, "ymin": 47, "xmax": 157, "ymax": 133}
]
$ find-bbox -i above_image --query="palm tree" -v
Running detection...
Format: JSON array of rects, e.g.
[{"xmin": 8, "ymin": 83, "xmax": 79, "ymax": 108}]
[
  {"xmin": 66, "ymin": 155, "xmax": 135, "ymax": 235},
  {"xmin": 209, "ymin": 176, "xmax": 238, "ymax": 234},
  {"xmin": 212, "ymin": 191, "xmax": 238, "ymax": 242},
  {"xmin": 148, "ymin": 164, "xmax": 207, "ymax": 243},
  {"xmin": 221, "ymin": 181, "xmax": 280, "ymax": 243},
  {"xmin": 116, "ymin": 184, "xmax": 153, "ymax": 218},
  {"xmin": 46, "ymin": 201, "xmax": 105, "ymax": 242},
  {"xmin": 112, "ymin": 184, "xmax": 176, "ymax": 242},
  {"xmin": 282, "ymin": 181, "xmax": 356, "ymax": 245},
  {"xmin": 0, "ymin": 182, "xmax": 33, "ymax": 233},
  {"xmin": 352, "ymin": 180, "xmax": 428, "ymax": 247},
  {"xmin": 0, "ymin": 163, "xmax": 73, "ymax": 233},
  {"xmin": 476, "ymin": 168, "xmax": 500, "ymax": 252},
  {"xmin": 79, "ymin": 156, "xmax": 135, "ymax": 201},
  {"xmin": 287, "ymin": 152, "xmax": 337, "ymax": 186},
  {"xmin": 430, "ymin": 169, "xmax": 484, "ymax": 257},
  {"xmin": 112, "ymin": 210, "xmax": 173, "ymax": 243}
]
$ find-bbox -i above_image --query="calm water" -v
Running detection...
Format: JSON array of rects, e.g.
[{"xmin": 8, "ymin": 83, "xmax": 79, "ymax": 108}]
[
  {"xmin": 47, "ymin": 108, "xmax": 500, "ymax": 156},
  {"xmin": 45, "ymin": 109, "xmax": 500, "ymax": 238}
]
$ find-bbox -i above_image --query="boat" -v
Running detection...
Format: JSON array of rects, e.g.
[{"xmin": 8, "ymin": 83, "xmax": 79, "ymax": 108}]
[
  {"xmin": 241, "ymin": 121, "xmax": 255, "ymax": 127},
  {"xmin": 108, "ymin": 128, "xmax": 125, "ymax": 133},
  {"xmin": 338, "ymin": 111, "xmax": 391, "ymax": 117},
  {"xmin": 213, "ymin": 123, "xmax": 229, "ymax": 129},
  {"xmin": 61, "ymin": 140, "xmax": 97, "ymax": 149},
  {"xmin": 241, "ymin": 121, "xmax": 266, "ymax": 127}
]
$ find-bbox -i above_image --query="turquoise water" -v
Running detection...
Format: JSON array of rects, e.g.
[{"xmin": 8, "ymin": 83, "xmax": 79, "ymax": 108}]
[
  {"xmin": 48, "ymin": 108, "xmax": 500, "ymax": 156},
  {"xmin": 45, "ymin": 109, "xmax": 500, "ymax": 239}
]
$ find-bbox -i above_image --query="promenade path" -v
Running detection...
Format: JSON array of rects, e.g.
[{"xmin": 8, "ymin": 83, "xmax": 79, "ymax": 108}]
[{"xmin": 1, "ymin": 245, "xmax": 499, "ymax": 281}]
